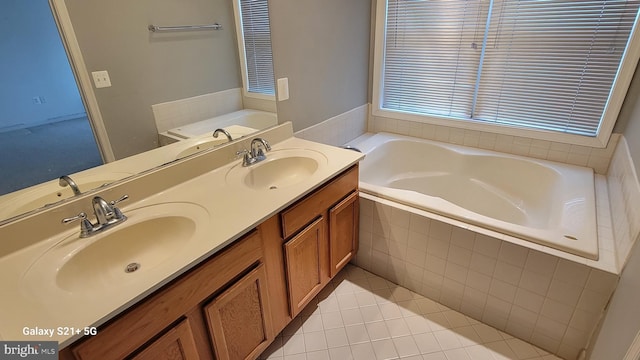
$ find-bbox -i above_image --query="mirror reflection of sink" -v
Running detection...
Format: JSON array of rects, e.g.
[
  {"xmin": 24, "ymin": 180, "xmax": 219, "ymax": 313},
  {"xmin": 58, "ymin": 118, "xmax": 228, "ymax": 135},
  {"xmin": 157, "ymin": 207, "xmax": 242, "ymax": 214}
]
[
  {"xmin": 226, "ymin": 149, "xmax": 328, "ymax": 190},
  {"xmin": 174, "ymin": 125, "xmax": 261, "ymax": 160},
  {"xmin": 0, "ymin": 173, "xmax": 132, "ymax": 220},
  {"xmin": 22, "ymin": 202, "xmax": 209, "ymax": 297},
  {"xmin": 175, "ymin": 138, "xmax": 229, "ymax": 159}
]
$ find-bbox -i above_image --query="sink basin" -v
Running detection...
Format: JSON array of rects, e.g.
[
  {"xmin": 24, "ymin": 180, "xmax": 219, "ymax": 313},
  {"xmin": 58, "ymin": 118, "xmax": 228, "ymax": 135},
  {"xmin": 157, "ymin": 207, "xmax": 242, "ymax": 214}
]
[
  {"xmin": 226, "ymin": 149, "xmax": 328, "ymax": 190},
  {"xmin": 0, "ymin": 172, "xmax": 132, "ymax": 220},
  {"xmin": 22, "ymin": 202, "xmax": 209, "ymax": 297}
]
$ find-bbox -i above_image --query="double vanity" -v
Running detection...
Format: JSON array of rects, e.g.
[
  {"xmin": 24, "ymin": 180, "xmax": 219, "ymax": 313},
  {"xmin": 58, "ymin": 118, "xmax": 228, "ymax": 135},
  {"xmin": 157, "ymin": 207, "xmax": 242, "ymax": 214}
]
[{"xmin": 0, "ymin": 122, "xmax": 363, "ymax": 360}]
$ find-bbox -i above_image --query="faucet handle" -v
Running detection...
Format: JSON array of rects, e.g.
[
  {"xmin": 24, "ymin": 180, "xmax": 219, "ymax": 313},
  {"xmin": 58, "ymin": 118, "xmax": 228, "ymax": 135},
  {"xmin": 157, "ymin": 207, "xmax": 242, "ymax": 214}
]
[
  {"xmin": 109, "ymin": 194, "xmax": 129, "ymax": 206},
  {"xmin": 62, "ymin": 212, "xmax": 95, "ymax": 238},
  {"xmin": 109, "ymin": 195, "xmax": 128, "ymax": 220},
  {"xmin": 236, "ymin": 149, "xmax": 254, "ymax": 166},
  {"xmin": 235, "ymin": 149, "xmax": 249, "ymax": 158},
  {"xmin": 62, "ymin": 212, "xmax": 88, "ymax": 224}
]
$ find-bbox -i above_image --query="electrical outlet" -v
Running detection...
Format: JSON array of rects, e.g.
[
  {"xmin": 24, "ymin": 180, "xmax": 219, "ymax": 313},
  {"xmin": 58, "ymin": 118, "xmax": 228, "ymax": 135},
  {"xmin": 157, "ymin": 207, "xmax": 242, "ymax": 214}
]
[
  {"xmin": 91, "ymin": 70, "xmax": 112, "ymax": 88},
  {"xmin": 32, "ymin": 96, "xmax": 46, "ymax": 104}
]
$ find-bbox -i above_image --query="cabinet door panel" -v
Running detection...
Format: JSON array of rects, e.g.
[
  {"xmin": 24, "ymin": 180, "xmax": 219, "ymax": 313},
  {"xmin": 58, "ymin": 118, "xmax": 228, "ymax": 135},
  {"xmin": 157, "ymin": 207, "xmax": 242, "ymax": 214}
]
[
  {"xmin": 284, "ymin": 217, "xmax": 327, "ymax": 317},
  {"xmin": 205, "ymin": 264, "xmax": 272, "ymax": 360},
  {"xmin": 132, "ymin": 319, "xmax": 200, "ymax": 360},
  {"xmin": 329, "ymin": 191, "xmax": 359, "ymax": 278}
]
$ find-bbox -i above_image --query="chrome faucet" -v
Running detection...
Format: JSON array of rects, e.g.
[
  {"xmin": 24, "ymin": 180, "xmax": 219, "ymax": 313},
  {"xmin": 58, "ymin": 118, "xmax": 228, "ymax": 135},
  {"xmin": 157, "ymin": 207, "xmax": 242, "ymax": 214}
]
[
  {"xmin": 59, "ymin": 175, "xmax": 81, "ymax": 195},
  {"xmin": 62, "ymin": 195, "xmax": 128, "ymax": 238},
  {"xmin": 213, "ymin": 128, "xmax": 233, "ymax": 142},
  {"xmin": 236, "ymin": 138, "xmax": 271, "ymax": 167},
  {"xmin": 251, "ymin": 138, "xmax": 271, "ymax": 158}
]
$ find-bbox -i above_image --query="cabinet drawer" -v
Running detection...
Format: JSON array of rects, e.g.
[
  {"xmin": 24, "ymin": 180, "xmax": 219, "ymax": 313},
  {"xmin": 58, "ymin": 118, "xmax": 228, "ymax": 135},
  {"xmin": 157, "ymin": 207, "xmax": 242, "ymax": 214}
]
[
  {"xmin": 132, "ymin": 319, "xmax": 200, "ymax": 360},
  {"xmin": 281, "ymin": 165, "xmax": 358, "ymax": 239}
]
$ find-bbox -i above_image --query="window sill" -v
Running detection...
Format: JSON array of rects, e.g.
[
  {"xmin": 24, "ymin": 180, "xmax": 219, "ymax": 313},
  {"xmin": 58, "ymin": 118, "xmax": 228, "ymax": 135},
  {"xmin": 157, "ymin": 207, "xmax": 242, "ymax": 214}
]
[{"xmin": 371, "ymin": 106, "xmax": 612, "ymax": 149}]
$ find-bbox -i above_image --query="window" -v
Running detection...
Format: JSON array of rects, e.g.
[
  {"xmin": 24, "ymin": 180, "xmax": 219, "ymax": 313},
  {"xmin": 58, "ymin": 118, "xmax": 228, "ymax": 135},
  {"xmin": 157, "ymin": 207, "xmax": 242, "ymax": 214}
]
[
  {"xmin": 234, "ymin": 0, "xmax": 275, "ymax": 97},
  {"xmin": 373, "ymin": 0, "xmax": 640, "ymax": 146}
]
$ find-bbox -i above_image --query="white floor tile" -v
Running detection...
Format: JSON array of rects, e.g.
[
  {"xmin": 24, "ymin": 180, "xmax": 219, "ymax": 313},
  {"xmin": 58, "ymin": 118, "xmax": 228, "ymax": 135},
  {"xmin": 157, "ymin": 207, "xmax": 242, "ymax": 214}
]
[
  {"xmin": 346, "ymin": 324, "xmax": 371, "ymax": 345},
  {"xmin": 338, "ymin": 293, "xmax": 360, "ymax": 310},
  {"xmin": 322, "ymin": 311, "xmax": 345, "ymax": 329},
  {"xmin": 422, "ymin": 352, "xmax": 448, "ymax": 360},
  {"xmin": 283, "ymin": 334, "xmax": 306, "ymax": 355},
  {"xmin": 413, "ymin": 332, "xmax": 442, "ymax": 354},
  {"xmin": 355, "ymin": 291, "xmax": 378, "ymax": 307},
  {"xmin": 385, "ymin": 318, "xmax": 412, "ymax": 338},
  {"xmin": 361, "ymin": 305, "xmax": 385, "ymax": 323},
  {"xmin": 304, "ymin": 331, "xmax": 328, "ymax": 352},
  {"xmin": 464, "ymin": 344, "xmax": 495, "ymax": 360},
  {"xmin": 325, "ymin": 327, "xmax": 349, "ymax": 348},
  {"xmin": 328, "ymin": 346, "xmax": 353, "ymax": 360},
  {"xmin": 433, "ymin": 330, "xmax": 463, "ymax": 350},
  {"xmin": 341, "ymin": 308, "xmax": 364, "ymax": 326},
  {"xmin": 303, "ymin": 315, "xmax": 325, "ymax": 333},
  {"xmin": 392, "ymin": 335, "xmax": 420, "ymax": 357},
  {"xmin": 443, "ymin": 348, "xmax": 472, "ymax": 360},
  {"xmin": 371, "ymin": 338, "xmax": 399, "ymax": 360},
  {"xmin": 380, "ymin": 302, "xmax": 403, "ymax": 320},
  {"xmin": 284, "ymin": 354, "xmax": 306, "ymax": 360},
  {"xmin": 404, "ymin": 315, "xmax": 432, "ymax": 335},
  {"xmin": 351, "ymin": 343, "xmax": 376, "ymax": 360},
  {"xmin": 261, "ymin": 265, "xmax": 558, "ymax": 360},
  {"xmin": 306, "ymin": 350, "xmax": 330, "ymax": 360},
  {"xmin": 453, "ymin": 325, "xmax": 482, "ymax": 347},
  {"xmin": 366, "ymin": 321, "xmax": 391, "ymax": 341}
]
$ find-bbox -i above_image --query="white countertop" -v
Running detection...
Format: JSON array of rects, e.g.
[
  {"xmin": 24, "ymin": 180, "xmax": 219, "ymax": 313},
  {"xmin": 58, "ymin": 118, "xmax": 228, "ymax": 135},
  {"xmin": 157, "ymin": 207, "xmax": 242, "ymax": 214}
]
[{"xmin": 0, "ymin": 132, "xmax": 363, "ymax": 347}]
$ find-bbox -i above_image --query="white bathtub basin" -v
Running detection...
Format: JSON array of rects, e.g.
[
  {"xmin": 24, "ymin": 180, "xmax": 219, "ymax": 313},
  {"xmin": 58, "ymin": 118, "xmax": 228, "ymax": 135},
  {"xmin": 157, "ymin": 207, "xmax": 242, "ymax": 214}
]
[{"xmin": 353, "ymin": 132, "xmax": 598, "ymax": 260}]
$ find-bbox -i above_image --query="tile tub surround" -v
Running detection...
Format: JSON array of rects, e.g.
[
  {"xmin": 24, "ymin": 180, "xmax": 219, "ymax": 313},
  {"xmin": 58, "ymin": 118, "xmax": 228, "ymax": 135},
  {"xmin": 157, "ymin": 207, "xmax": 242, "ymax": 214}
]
[
  {"xmin": 260, "ymin": 264, "xmax": 562, "ymax": 360},
  {"xmin": 607, "ymin": 136, "xmax": 640, "ymax": 269},
  {"xmin": 353, "ymin": 197, "xmax": 619, "ymax": 360},
  {"xmin": 152, "ymin": 88, "xmax": 243, "ymax": 133},
  {"xmin": 368, "ymin": 112, "xmax": 620, "ymax": 175},
  {"xmin": 295, "ymin": 104, "xmax": 369, "ymax": 147}
]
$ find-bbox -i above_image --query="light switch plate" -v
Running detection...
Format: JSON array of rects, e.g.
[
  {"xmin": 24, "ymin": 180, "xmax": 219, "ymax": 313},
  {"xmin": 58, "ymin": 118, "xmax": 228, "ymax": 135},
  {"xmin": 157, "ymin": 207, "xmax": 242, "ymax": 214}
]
[
  {"xmin": 91, "ymin": 70, "xmax": 112, "ymax": 88},
  {"xmin": 277, "ymin": 77, "xmax": 289, "ymax": 101}
]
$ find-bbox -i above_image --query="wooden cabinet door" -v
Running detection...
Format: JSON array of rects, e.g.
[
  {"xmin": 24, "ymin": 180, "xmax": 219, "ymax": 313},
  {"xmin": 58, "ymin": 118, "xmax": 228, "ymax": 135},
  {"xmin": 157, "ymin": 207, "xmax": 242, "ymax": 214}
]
[
  {"xmin": 329, "ymin": 192, "xmax": 359, "ymax": 278},
  {"xmin": 284, "ymin": 217, "xmax": 328, "ymax": 317},
  {"xmin": 204, "ymin": 264, "xmax": 272, "ymax": 360},
  {"xmin": 132, "ymin": 319, "xmax": 200, "ymax": 360}
]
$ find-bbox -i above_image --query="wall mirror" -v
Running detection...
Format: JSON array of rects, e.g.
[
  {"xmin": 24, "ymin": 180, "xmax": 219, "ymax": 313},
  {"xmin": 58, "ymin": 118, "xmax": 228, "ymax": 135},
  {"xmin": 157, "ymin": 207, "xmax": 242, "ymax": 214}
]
[{"xmin": 0, "ymin": 0, "xmax": 276, "ymax": 224}]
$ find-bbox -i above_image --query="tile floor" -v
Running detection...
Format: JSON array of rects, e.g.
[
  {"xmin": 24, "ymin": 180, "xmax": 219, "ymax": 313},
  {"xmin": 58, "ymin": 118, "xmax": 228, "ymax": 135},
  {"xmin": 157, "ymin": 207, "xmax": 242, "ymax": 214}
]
[{"xmin": 259, "ymin": 264, "xmax": 564, "ymax": 360}]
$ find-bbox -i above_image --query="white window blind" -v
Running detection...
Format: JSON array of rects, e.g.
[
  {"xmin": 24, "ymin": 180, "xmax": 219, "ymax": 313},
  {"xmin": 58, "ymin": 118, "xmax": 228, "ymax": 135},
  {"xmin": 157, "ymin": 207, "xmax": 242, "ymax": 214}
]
[
  {"xmin": 239, "ymin": 0, "xmax": 274, "ymax": 95},
  {"xmin": 382, "ymin": 0, "xmax": 640, "ymax": 137}
]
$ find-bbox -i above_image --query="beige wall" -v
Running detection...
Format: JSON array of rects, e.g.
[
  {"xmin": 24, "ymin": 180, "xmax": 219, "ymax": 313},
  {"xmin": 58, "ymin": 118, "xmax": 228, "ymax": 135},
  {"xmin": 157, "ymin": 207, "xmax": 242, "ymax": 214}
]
[
  {"xmin": 65, "ymin": 0, "xmax": 242, "ymax": 159},
  {"xmin": 269, "ymin": 0, "xmax": 371, "ymax": 132}
]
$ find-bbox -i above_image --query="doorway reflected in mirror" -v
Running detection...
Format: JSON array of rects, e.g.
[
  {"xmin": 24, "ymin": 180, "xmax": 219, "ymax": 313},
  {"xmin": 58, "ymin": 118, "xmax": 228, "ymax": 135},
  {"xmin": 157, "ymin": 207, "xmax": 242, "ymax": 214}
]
[{"xmin": 0, "ymin": 0, "xmax": 102, "ymax": 195}]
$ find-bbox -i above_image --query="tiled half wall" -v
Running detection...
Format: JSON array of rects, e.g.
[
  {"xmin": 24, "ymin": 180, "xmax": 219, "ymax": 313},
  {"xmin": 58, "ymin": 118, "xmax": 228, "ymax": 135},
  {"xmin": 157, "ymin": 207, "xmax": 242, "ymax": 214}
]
[
  {"xmin": 607, "ymin": 136, "xmax": 640, "ymax": 268},
  {"xmin": 295, "ymin": 105, "xmax": 368, "ymax": 147},
  {"xmin": 353, "ymin": 196, "xmax": 619, "ymax": 360}
]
